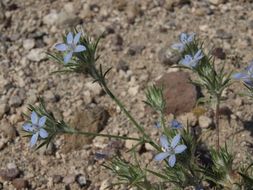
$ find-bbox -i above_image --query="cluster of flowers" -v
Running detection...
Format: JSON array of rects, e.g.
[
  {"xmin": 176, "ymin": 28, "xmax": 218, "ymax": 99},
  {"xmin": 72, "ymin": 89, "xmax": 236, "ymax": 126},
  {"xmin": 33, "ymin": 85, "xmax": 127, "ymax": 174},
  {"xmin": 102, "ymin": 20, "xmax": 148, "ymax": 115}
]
[
  {"xmin": 22, "ymin": 31, "xmax": 253, "ymax": 161},
  {"xmin": 172, "ymin": 32, "xmax": 253, "ymax": 87}
]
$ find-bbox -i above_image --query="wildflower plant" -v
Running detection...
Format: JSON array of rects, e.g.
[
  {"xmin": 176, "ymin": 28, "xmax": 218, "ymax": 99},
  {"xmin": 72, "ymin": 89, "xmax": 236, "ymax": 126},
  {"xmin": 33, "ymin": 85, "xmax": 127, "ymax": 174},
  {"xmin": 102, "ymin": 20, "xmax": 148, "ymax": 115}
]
[
  {"xmin": 172, "ymin": 32, "xmax": 233, "ymax": 151},
  {"xmin": 21, "ymin": 29, "xmax": 253, "ymax": 189}
]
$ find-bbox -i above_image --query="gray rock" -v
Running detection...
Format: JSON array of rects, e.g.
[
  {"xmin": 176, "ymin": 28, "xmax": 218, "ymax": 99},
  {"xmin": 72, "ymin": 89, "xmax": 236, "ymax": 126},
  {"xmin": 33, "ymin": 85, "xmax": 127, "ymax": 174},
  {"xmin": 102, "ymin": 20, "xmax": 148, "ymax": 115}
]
[
  {"xmin": 128, "ymin": 85, "xmax": 139, "ymax": 96},
  {"xmin": 27, "ymin": 48, "xmax": 46, "ymax": 62},
  {"xmin": 57, "ymin": 11, "xmax": 81, "ymax": 27},
  {"xmin": 23, "ymin": 39, "xmax": 35, "ymax": 50},
  {"xmin": 198, "ymin": 115, "xmax": 213, "ymax": 129},
  {"xmin": 52, "ymin": 175, "xmax": 62, "ymax": 184},
  {"xmin": 158, "ymin": 46, "xmax": 180, "ymax": 66},
  {"xmin": 44, "ymin": 91, "xmax": 58, "ymax": 102},
  {"xmin": 43, "ymin": 11, "xmax": 59, "ymax": 26},
  {"xmin": 85, "ymin": 81, "xmax": 102, "ymax": 96},
  {"xmin": 209, "ymin": 0, "xmax": 226, "ymax": 5},
  {"xmin": 63, "ymin": 175, "xmax": 75, "ymax": 185},
  {"xmin": 76, "ymin": 175, "xmax": 89, "ymax": 188},
  {"xmin": 0, "ymin": 164, "xmax": 20, "ymax": 181},
  {"xmin": 0, "ymin": 119, "xmax": 16, "ymax": 140},
  {"xmin": 9, "ymin": 95, "xmax": 22, "ymax": 107}
]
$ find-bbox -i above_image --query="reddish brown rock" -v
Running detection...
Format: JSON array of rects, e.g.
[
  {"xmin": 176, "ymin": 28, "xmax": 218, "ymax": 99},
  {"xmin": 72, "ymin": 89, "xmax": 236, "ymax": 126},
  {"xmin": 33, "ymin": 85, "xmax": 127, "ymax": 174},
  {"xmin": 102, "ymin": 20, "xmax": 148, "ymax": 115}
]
[
  {"xmin": 12, "ymin": 178, "xmax": 29, "ymax": 189},
  {"xmin": 156, "ymin": 72, "xmax": 197, "ymax": 115}
]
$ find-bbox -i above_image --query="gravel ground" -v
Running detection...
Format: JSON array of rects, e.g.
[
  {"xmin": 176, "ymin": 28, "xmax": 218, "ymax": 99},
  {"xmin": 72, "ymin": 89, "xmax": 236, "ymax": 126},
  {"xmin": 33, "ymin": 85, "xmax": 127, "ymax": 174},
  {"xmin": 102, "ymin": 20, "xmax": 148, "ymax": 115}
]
[{"xmin": 0, "ymin": 0, "xmax": 253, "ymax": 189}]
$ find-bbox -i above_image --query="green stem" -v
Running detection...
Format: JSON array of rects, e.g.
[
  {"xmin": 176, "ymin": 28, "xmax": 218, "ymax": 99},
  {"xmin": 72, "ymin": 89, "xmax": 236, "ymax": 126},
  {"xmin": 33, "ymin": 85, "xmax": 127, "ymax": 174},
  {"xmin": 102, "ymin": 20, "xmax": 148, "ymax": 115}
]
[
  {"xmin": 91, "ymin": 67, "xmax": 159, "ymax": 150},
  {"xmin": 215, "ymin": 95, "xmax": 220, "ymax": 152},
  {"xmin": 64, "ymin": 129, "xmax": 141, "ymax": 141},
  {"xmin": 159, "ymin": 111, "xmax": 169, "ymax": 135}
]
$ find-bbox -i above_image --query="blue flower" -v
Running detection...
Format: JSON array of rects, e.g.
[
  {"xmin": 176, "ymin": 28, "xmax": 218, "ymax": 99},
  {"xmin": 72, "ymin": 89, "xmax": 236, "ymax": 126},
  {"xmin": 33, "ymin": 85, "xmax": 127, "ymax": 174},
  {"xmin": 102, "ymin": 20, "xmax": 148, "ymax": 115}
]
[
  {"xmin": 180, "ymin": 49, "xmax": 204, "ymax": 68},
  {"xmin": 55, "ymin": 32, "xmax": 86, "ymax": 64},
  {"xmin": 154, "ymin": 134, "xmax": 187, "ymax": 167},
  {"xmin": 232, "ymin": 62, "xmax": 253, "ymax": 87},
  {"xmin": 23, "ymin": 111, "xmax": 48, "ymax": 147},
  {"xmin": 154, "ymin": 121, "xmax": 161, "ymax": 129},
  {"xmin": 170, "ymin": 120, "xmax": 183, "ymax": 129},
  {"xmin": 171, "ymin": 33, "xmax": 195, "ymax": 52}
]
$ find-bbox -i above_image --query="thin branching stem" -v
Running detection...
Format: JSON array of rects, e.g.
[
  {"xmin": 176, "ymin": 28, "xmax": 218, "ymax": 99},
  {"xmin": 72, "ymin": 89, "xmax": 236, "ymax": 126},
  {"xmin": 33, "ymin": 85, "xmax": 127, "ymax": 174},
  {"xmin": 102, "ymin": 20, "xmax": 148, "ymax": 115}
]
[
  {"xmin": 64, "ymin": 129, "xmax": 141, "ymax": 141},
  {"xmin": 215, "ymin": 95, "xmax": 221, "ymax": 152},
  {"xmin": 90, "ymin": 67, "xmax": 160, "ymax": 150}
]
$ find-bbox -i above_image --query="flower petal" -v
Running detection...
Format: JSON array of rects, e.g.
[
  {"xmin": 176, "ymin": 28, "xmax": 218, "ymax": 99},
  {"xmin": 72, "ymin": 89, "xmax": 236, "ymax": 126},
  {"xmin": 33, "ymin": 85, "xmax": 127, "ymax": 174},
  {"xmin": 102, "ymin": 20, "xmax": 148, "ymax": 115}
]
[
  {"xmin": 67, "ymin": 32, "xmax": 73, "ymax": 44},
  {"xmin": 23, "ymin": 123, "xmax": 33, "ymax": 132},
  {"xmin": 154, "ymin": 152, "xmax": 170, "ymax": 161},
  {"xmin": 38, "ymin": 116, "xmax": 46, "ymax": 127},
  {"xmin": 74, "ymin": 45, "xmax": 86, "ymax": 52},
  {"xmin": 187, "ymin": 33, "xmax": 195, "ymax": 42},
  {"xmin": 160, "ymin": 135, "xmax": 169, "ymax": 149},
  {"xmin": 74, "ymin": 32, "xmax": 81, "ymax": 44},
  {"xmin": 171, "ymin": 134, "xmax": 181, "ymax": 148},
  {"xmin": 30, "ymin": 132, "xmax": 39, "ymax": 147},
  {"xmin": 168, "ymin": 154, "xmax": 176, "ymax": 167},
  {"xmin": 31, "ymin": 111, "xmax": 38, "ymax": 125},
  {"xmin": 194, "ymin": 50, "xmax": 203, "ymax": 60},
  {"xmin": 171, "ymin": 43, "xmax": 184, "ymax": 52},
  {"xmin": 54, "ymin": 43, "xmax": 68, "ymax": 51},
  {"xmin": 174, "ymin": 145, "xmax": 187, "ymax": 154},
  {"xmin": 180, "ymin": 33, "xmax": 187, "ymax": 43},
  {"xmin": 232, "ymin": 72, "xmax": 248, "ymax": 80},
  {"xmin": 39, "ymin": 128, "xmax": 48, "ymax": 138},
  {"xmin": 181, "ymin": 55, "xmax": 192, "ymax": 67},
  {"xmin": 64, "ymin": 52, "xmax": 73, "ymax": 64},
  {"xmin": 171, "ymin": 120, "xmax": 182, "ymax": 129},
  {"xmin": 246, "ymin": 62, "xmax": 253, "ymax": 73}
]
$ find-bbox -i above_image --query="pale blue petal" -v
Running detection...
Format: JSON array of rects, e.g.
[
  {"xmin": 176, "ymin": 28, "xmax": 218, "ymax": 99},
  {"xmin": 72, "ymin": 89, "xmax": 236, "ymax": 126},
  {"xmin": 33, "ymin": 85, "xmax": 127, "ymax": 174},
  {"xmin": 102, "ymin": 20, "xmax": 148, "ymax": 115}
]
[
  {"xmin": 74, "ymin": 45, "xmax": 86, "ymax": 52},
  {"xmin": 187, "ymin": 33, "xmax": 195, "ymax": 42},
  {"xmin": 67, "ymin": 32, "xmax": 73, "ymax": 44},
  {"xmin": 171, "ymin": 120, "xmax": 183, "ymax": 129},
  {"xmin": 171, "ymin": 43, "xmax": 184, "ymax": 51},
  {"xmin": 171, "ymin": 134, "xmax": 181, "ymax": 148},
  {"xmin": 55, "ymin": 43, "xmax": 68, "ymax": 51},
  {"xmin": 31, "ymin": 111, "xmax": 38, "ymax": 125},
  {"xmin": 180, "ymin": 33, "xmax": 187, "ymax": 43},
  {"xmin": 64, "ymin": 52, "xmax": 73, "ymax": 64},
  {"xmin": 174, "ymin": 145, "xmax": 187, "ymax": 154},
  {"xmin": 23, "ymin": 123, "xmax": 33, "ymax": 132},
  {"xmin": 30, "ymin": 132, "xmax": 39, "ymax": 147},
  {"xmin": 232, "ymin": 72, "xmax": 248, "ymax": 80},
  {"xmin": 38, "ymin": 116, "xmax": 46, "ymax": 127},
  {"xmin": 160, "ymin": 135, "xmax": 169, "ymax": 149},
  {"xmin": 246, "ymin": 62, "xmax": 253, "ymax": 72},
  {"xmin": 154, "ymin": 152, "xmax": 170, "ymax": 161},
  {"xmin": 39, "ymin": 128, "xmax": 48, "ymax": 138},
  {"xmin": 168, "ymin": 155, "xmax": 176, "ymax": 167},
  {"xmin": 245, "ymin": 80, "xmax": 253, "ymax": 87},
  {"xmin": 194, "ymin": 50, "xmax": 203, "ymax": 60},
  {"xmin": 74, "ymin": 32, "xmax": 81, "ymax": 44},
  {"xmin": 181, "ymin": 55, "xmax": 192, "ymax": 67}
]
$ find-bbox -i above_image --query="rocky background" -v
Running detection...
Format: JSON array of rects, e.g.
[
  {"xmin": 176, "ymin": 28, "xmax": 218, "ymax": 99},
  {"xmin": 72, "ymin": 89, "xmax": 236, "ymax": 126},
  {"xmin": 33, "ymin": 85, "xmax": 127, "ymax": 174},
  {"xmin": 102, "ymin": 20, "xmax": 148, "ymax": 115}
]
[{"xmin": 0, "ymin": 0, "xmax": 253, "ymax": 189}]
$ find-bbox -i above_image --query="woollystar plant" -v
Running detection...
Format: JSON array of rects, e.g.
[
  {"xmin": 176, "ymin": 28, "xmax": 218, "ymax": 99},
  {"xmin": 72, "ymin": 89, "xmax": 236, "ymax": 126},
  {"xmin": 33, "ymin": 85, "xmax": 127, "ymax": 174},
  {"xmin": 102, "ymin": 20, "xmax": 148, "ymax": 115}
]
[{"xmin": 21, "ymin": 30, "xmax": 253, "ymax": 189}]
